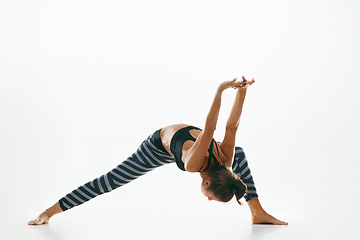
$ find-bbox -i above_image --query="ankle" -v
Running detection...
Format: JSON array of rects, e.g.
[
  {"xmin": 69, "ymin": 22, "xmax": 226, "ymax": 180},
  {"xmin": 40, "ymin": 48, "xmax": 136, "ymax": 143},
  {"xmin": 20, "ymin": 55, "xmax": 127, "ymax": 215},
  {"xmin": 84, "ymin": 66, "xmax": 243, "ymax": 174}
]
[{"xmin": 251, "ymin": 209, "xmax": 266, "ymax": 219}]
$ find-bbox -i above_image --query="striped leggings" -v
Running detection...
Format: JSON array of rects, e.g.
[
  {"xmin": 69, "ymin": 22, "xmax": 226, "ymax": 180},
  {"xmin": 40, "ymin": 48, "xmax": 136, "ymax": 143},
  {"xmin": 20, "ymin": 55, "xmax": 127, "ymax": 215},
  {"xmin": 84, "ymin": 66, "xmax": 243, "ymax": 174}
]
[{"xmin": 58, "ymin": 130, "xmax": 258, "ymax": 211}]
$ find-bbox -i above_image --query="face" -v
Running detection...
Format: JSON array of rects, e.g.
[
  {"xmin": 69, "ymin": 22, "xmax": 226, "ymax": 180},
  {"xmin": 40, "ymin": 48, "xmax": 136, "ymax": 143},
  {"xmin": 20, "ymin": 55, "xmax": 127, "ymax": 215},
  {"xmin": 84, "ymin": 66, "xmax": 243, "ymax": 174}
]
[{"xmin": 201, "ymin": 180, "xmax": 220, "ymax": 202}]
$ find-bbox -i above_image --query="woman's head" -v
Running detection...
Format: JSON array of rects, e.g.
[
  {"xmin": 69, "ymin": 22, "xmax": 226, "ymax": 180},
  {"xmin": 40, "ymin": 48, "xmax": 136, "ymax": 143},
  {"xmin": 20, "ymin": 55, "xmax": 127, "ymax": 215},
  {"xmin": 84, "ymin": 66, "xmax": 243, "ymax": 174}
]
[{"xmin": 200, "ymin": 164, "xmax": 247, "ymax": 205}]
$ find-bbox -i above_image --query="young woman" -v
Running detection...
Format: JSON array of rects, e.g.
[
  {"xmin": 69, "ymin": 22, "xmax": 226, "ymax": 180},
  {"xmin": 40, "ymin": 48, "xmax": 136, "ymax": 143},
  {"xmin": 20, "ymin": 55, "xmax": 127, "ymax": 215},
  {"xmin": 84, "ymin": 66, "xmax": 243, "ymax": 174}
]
[{"xmin": 28, "ymin": 76, "xmax": 288, "ymax": 225}]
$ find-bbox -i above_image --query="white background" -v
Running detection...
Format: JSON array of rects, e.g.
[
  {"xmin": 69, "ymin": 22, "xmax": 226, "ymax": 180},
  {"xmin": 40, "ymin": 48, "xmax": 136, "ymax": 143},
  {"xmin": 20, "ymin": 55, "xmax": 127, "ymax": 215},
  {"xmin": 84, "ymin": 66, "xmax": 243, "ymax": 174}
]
[{"xmin": 1, "ymin": 0, "xmax": 360, "ymax": 239}]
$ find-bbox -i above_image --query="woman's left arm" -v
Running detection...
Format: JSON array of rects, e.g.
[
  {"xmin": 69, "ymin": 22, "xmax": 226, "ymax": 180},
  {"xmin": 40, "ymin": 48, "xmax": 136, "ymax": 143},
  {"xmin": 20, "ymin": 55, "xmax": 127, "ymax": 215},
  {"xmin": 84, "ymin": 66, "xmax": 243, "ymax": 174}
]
[{"xmin": 220, "ymin": 76, "xmax": 255, "ymax": 167}]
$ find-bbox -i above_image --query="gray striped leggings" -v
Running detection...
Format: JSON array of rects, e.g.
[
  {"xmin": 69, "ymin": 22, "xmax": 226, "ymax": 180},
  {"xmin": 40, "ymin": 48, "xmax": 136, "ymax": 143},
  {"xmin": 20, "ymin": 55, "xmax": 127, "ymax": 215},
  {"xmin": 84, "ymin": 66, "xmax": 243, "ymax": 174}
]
[{"xmin": 58, "ymin": 129, "xmax": 258, "ymax": 211}]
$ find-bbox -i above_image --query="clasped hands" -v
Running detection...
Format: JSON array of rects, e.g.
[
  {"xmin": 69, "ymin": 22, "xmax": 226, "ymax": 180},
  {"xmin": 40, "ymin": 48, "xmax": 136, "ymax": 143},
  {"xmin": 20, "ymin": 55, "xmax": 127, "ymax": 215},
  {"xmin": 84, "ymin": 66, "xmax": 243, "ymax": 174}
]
[{"xmin": 218, "ymin": 76, "xmax": 255, "ymax": 92}]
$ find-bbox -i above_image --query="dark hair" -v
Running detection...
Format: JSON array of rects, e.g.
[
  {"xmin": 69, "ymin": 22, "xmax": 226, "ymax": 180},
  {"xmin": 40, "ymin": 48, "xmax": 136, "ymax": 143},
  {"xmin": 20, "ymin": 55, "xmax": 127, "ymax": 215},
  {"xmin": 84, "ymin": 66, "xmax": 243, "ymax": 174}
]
[{"xmin": 207, "ymin": 164, "xmax": 247, "ymax": 205}]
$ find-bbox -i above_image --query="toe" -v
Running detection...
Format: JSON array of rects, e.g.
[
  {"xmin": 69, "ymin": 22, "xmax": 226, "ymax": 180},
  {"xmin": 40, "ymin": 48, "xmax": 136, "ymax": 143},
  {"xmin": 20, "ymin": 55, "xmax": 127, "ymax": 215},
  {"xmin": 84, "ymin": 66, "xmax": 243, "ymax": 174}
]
[{"xmin": 270, "ymin": 217, "xmax": 288, "ymax": 225}]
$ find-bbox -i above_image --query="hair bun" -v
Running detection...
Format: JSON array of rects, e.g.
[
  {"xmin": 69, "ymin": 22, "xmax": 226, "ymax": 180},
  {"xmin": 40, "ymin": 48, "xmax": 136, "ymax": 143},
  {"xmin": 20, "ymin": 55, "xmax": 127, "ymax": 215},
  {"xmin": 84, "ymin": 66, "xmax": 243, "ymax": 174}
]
[{"xmin": 234, "ymin": 177, "xmax": 247, "ymax": 205}]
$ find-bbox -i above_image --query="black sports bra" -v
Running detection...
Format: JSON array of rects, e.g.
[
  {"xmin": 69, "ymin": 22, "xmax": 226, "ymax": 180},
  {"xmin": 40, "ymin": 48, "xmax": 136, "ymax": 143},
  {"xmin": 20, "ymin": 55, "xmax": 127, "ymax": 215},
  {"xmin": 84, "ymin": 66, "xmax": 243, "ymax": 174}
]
[{"xmin": 170, "ymin": 126, "xmax": 220, "ymax": 172}]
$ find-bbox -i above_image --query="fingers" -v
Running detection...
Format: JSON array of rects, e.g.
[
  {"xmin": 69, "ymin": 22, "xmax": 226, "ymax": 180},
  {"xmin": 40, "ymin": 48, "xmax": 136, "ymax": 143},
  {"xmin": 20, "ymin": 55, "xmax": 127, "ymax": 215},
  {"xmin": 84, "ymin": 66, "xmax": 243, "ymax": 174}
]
[
  {"xmin": 219, "ymin": 78, "xmax": 240, "ymax": 91},
  {"xmin": 232, "ymin": 76, "xmax": 255, "ymax": 89},
  {"xmin": 230, "ymin": 77, "xmax": 238, "ymax": 89},
  {"xmin": 28, "ymin": 219, "xmax": 40, "ymax": 225},
  {"xmin": 28, "ymin": 217, "xmax": 47, "ymax": 225},
  {"xmin": 225, "ymin": 76, "xmax": 255, "ymax": 90}
]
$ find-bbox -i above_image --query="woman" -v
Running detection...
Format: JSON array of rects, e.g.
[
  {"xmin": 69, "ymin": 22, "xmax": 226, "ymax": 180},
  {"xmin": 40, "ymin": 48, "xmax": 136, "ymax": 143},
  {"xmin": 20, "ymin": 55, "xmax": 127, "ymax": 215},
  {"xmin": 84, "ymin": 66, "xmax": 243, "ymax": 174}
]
[{"xmin": 28, "ymin": 76, "xmax": 288, "ymax": 225}]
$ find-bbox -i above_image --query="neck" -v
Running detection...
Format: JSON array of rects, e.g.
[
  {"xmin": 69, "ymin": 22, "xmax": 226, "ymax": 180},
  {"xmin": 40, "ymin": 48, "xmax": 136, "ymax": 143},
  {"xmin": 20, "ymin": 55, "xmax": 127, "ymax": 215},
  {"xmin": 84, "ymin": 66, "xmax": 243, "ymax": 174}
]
[{"xmin": 199, "ymin": 170, "xmax": 209, "ymax": 180}]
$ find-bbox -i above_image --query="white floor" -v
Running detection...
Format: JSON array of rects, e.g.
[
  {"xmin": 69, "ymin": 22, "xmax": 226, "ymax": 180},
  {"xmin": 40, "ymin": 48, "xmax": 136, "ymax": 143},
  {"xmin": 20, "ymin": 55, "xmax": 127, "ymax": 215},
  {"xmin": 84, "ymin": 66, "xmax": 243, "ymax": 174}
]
[
  {"xmin": 1, "ymin": 0, "xmax": 360, "ymax": 239},
  {"xmin": 2, "ymin": 143, "xmax": 360, "ymax": 240},
  {"xmin": 3, "ymin": 194, "xmax": 360, "ymax": 240}
]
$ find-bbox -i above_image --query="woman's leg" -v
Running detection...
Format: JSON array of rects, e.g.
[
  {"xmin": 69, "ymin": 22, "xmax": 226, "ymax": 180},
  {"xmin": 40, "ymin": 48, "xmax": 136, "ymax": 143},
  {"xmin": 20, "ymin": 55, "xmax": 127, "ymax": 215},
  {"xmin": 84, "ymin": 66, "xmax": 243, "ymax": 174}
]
[
  {"xmin": 28, "ymin": 130, "xmax": 174, "ymax": 225},
  {"xmin": 231, "ymin": 146, "xmax": 258, "ymax": 201},
  {"xmin": 232, "ymin": 146, "xmax": 288, "ymax": 225}
]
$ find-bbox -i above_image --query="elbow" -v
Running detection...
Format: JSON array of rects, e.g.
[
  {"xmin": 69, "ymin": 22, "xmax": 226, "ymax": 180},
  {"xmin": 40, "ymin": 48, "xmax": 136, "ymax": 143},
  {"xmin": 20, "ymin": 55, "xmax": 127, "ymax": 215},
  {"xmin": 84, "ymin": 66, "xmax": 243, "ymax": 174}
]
[
  {"xmin": 205, "ymin": 116, "xmax": 217, "ymax": 133},
  {"xmin": 226, "ymin": 124, "xmax": 238, "ymax": 132},
  {"xmin": 204, "ymin": 123, "xmax": 216, "ymax": 133},
  {"xmin": 206, "ymin": 127, "xmax": 216, "ymax": 133}
]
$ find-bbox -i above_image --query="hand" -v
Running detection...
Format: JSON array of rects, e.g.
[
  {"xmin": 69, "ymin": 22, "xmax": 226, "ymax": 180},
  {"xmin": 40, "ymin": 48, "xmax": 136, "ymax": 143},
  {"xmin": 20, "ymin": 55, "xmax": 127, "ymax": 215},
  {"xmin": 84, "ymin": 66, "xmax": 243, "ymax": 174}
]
[
  {"xmin": 217, "ymin": 78, "xmax": 238, "ymax": 92},
  {"xmin": 233, "ymin": 76, "xmax": 255, "ymax": 90},
  {"xmin": 28, "ymin": 212, "xmax": 50, "ymax": 225}
]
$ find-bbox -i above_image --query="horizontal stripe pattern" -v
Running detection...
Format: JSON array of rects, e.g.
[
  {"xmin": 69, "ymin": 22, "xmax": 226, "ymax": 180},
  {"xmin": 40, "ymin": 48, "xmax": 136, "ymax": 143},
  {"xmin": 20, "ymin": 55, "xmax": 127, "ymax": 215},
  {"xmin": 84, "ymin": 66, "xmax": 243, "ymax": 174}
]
[
  {"xmin": 58, "ymin": 132, "xmax": 175, "ymax": 211},
  {"xmin": 58, "ymin": 131, "xmax": 259, "ymax": 211},
  {"xmin": 232, "ymin": 146, "xmax": 258, "ymax": 201}
]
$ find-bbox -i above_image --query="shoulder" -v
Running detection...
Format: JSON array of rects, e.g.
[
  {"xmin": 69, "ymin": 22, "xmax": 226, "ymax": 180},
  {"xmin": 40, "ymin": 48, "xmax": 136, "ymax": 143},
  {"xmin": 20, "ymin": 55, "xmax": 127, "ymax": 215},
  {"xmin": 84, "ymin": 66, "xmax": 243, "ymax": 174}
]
[{"xmin": 213, "ymin": 141, "xmax": 232, "ymax": 168}]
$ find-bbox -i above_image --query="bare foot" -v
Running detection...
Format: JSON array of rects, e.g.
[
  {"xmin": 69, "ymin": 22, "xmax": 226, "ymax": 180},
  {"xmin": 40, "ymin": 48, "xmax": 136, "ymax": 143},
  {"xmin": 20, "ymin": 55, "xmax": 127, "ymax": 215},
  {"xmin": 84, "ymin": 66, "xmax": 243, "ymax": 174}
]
[
  {"xmin": 252, "ymin": 212, "xmax": 288, "ymax": 225},
  {"xmin": 28, "ymin": 212, "xmax": 51, "ymax": 225}
]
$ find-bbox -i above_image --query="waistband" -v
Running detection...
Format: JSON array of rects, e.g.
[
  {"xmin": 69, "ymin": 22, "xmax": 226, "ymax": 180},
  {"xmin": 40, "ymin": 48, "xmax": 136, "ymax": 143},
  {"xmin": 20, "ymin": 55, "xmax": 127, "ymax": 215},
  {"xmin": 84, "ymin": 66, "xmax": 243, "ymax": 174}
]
[{"xmin": 152, "ymin": 129, "xmax": 168, "ymax": 153}]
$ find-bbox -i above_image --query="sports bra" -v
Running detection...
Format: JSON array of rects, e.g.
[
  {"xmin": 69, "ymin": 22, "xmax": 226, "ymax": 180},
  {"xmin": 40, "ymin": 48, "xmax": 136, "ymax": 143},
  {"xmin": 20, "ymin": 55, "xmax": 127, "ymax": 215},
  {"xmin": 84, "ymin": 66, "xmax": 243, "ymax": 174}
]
[{"xmin": 170, "ymin": 126, "xmax": 220, "ymax": 172}]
